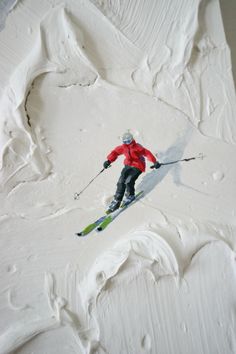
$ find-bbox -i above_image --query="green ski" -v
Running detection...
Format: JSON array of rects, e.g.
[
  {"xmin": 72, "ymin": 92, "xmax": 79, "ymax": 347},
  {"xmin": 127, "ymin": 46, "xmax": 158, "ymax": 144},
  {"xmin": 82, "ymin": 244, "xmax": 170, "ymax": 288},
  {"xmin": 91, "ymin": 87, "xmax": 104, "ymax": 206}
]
[{"xmin": 76, "ymin": 215, "xmax": 106, "ymax": 237}]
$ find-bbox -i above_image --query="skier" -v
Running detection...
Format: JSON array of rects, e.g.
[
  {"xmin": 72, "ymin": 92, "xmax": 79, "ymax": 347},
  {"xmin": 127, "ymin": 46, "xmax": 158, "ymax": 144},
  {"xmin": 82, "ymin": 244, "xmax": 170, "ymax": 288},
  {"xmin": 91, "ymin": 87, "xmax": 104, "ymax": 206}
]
[{"xmin": 103, "ymin": 132, "xmax": 161, "ymax": 213}]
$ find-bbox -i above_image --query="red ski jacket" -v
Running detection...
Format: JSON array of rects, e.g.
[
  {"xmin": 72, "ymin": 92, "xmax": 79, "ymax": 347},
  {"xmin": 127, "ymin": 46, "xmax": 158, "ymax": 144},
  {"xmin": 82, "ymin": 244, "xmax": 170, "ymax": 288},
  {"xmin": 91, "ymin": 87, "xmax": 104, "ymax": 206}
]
[{"xmin": 107, "ymin": 140, "xmax": 157, "ymax": 172}]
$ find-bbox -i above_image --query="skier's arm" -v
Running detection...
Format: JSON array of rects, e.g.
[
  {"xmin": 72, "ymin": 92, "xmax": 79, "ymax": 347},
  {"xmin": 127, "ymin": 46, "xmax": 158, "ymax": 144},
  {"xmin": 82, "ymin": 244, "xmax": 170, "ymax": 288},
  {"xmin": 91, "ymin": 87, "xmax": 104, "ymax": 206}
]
[
  {"xmin": 142, "ymin": 147, "xmax": 157, "ymax": 163},
  {"xmin": 107, "ymin": 146, "xmax": 123, "ymax": 163},
  {"xmin": 103, "ymin": 146, "xmax": 123, "ymax": 169},
  {"xmin": 143, "ymin": 148, "xmax": 161, "ymax": 169}
]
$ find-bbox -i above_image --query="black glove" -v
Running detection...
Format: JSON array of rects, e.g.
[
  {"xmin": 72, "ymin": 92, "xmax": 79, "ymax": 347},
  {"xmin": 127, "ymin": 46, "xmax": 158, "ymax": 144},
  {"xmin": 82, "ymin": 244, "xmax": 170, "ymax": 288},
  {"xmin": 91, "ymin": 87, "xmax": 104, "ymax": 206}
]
[
  {"xmin": 150, "ymin": 161, "xmax": 161, "ymax": 169},
  {"xmin": 103, "ymin": 160, "xmax": 111, "ymax": 169}
]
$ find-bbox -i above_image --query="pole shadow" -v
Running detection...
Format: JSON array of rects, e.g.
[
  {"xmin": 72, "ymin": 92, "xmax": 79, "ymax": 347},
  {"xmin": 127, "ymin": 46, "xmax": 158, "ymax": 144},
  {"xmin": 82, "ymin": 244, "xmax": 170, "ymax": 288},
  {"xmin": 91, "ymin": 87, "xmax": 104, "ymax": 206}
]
[{"xmin": 138, "ymin": 126, "xmax": 206, "ymax": 196}]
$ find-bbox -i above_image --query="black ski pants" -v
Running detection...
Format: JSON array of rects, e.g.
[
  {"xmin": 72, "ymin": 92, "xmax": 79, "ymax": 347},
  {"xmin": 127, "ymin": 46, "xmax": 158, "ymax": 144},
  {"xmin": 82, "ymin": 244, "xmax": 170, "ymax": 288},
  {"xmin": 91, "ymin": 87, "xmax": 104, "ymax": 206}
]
[{"xmin": 114, "ymin": 165, "xmax": 142, "ymax": 201}]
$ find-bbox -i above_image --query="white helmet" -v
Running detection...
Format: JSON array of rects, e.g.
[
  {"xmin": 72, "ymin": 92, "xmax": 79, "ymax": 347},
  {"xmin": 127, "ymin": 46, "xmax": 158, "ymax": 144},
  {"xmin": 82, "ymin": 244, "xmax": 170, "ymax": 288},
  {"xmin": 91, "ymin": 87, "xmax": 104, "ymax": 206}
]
[{"xmin": 122, "ymin": 132, "xmax": 133, "ymax": 144}]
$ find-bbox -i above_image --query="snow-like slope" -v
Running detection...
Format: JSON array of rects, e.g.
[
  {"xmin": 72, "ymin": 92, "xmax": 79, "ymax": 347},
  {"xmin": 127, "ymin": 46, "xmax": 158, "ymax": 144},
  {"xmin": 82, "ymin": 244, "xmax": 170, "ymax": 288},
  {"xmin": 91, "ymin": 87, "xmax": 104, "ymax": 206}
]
[{"xmin": 0, "ymin": 1, "xmax": 236, "ymax": 353}]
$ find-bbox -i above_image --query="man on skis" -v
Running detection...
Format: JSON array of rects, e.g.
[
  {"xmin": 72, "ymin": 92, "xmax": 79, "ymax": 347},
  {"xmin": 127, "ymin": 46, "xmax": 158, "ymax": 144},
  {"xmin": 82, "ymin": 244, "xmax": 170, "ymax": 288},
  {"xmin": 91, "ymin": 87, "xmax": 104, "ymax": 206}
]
[{"xmin": 103, "ymin": 132, "xmax": 161, "ymax": 213}]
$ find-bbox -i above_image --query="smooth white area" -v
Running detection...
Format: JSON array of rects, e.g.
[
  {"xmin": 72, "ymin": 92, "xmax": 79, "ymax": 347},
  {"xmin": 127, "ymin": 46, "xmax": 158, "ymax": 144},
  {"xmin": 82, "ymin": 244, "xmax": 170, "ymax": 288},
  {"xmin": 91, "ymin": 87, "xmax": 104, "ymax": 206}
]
[{"xmin": 0, "ymin": 0, "xmax": 236, "ymax": 353}]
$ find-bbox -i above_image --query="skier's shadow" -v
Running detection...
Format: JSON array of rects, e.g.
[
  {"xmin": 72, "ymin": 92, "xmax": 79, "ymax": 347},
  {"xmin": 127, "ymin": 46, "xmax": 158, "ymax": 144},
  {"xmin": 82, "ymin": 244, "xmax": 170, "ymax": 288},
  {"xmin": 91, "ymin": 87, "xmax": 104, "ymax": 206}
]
[{"xmin": 138, "ymin": 127, "xmax": 204, "ymax": 196}]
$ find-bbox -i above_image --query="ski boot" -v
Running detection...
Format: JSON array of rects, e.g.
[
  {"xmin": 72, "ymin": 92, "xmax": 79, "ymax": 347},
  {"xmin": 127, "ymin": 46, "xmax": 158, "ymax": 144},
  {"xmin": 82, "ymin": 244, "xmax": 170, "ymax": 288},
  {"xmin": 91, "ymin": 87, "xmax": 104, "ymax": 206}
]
[
  {"xmin": 121, "ymin": 194, "xmax": 135, "ymax": 207},
  {"xmin": 106, "ymin": 199, "xmax": 121, "ymax": 214}
]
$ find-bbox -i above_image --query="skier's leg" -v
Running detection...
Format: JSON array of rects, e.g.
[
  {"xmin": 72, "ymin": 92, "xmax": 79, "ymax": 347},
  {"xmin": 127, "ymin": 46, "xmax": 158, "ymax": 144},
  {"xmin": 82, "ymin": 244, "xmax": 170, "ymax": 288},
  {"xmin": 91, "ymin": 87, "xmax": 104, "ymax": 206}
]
[
  {"xmin": 107, "ymin": 167, "xmax": 129, "ymax": 212},
  {"xmin": 114, "ymin": 166, "xmax": 129, "ymax": 201},
  {"xmin": 125, "ymin": 168, "xmax": 142, "ymax": 196}
]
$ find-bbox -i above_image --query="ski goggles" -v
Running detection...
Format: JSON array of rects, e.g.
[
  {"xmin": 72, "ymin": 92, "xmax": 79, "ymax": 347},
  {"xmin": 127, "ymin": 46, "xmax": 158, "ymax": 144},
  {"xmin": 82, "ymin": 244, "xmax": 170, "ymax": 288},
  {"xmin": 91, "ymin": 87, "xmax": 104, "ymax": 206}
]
[{"xmin": 123, "ymin": 138, "xmax": 133, "ymax": 144}]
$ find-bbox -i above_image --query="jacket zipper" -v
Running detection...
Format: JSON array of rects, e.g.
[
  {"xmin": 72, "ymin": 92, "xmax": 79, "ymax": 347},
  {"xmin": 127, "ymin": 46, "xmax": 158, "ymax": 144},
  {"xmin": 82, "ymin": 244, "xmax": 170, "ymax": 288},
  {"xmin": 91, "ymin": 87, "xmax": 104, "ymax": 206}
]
[{"xmin": 127, "ymin": 145, "xmax": 131, "ymax": 159}]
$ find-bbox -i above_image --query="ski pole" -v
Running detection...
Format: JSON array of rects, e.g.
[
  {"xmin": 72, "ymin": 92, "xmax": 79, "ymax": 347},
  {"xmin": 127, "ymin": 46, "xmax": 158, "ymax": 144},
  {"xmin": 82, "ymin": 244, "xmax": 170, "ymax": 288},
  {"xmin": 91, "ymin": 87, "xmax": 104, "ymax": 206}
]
[
  {"xmin": 74, "ymin": 167, "xmax": 109, "ymax": 200},
  {"xmin": 150, "ymin": 153, "xmax": 204, "ymax": 168}
]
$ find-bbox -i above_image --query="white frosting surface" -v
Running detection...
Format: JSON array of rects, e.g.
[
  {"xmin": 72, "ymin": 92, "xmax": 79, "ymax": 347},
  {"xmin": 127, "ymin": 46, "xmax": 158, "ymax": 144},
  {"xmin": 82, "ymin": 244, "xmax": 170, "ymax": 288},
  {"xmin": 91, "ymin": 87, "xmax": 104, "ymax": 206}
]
[{"xmin": 0, "ymin": 0, "xmax": 236, "ymax": 353}]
